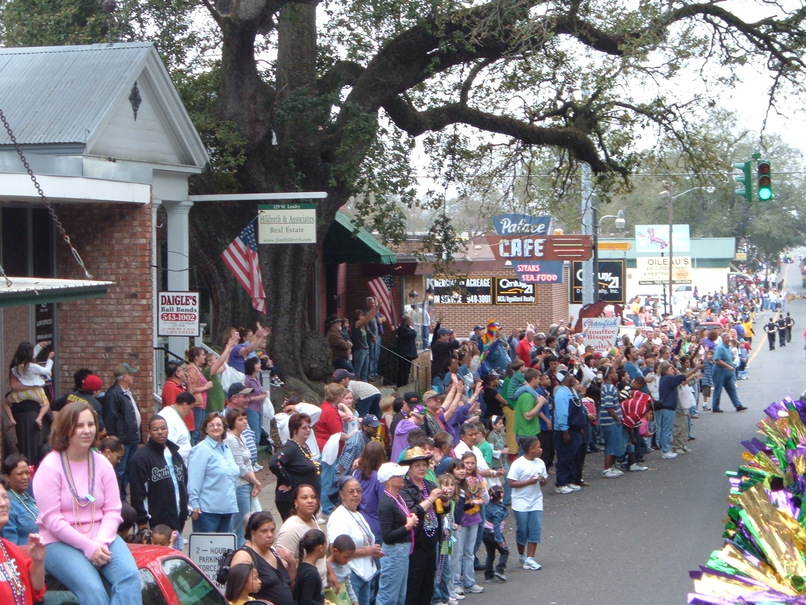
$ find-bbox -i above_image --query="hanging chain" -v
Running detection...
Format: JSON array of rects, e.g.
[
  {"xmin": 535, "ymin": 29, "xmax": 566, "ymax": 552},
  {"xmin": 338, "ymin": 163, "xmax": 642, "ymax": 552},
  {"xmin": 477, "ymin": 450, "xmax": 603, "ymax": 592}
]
[{"xmin": 0, "ymin": 107, "xmax": 93, "ymax": 280}]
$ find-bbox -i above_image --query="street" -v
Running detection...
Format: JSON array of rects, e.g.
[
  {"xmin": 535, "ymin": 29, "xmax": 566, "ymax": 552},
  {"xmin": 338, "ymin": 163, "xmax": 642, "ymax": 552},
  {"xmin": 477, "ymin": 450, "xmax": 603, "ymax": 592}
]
[{"xmin": 489, "ymin": 261, "xmax": 805, "ymax": 605}]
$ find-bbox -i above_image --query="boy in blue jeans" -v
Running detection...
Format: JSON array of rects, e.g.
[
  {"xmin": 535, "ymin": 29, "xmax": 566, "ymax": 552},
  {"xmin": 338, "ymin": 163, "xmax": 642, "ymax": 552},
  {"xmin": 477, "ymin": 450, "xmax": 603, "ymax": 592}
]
[{"xmin": 482, "ymin": 484, "xmax": 509, "ymax": 582}]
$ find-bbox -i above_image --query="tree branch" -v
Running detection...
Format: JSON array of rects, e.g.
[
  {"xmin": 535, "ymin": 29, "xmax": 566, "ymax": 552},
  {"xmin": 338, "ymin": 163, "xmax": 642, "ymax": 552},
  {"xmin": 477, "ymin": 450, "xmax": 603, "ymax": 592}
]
[{"xmin": 382, "ymin": 99, "xmax": 610, "ymax": 172}]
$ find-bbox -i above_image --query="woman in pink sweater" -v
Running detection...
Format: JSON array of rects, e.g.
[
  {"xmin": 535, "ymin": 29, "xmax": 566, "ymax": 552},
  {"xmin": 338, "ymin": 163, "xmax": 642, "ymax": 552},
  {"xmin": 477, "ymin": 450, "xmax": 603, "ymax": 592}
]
[{"xmin": 32, "ymin": 401, "xmax": 142, "ymax": 605}]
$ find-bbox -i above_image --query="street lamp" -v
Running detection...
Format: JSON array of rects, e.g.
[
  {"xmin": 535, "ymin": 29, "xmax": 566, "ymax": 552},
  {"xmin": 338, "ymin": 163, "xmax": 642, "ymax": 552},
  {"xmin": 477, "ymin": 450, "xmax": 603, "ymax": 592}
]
[
  {"xmin": 593, "ymin": 209, "xmax": 626, "ymax": 302},
  {"xmin": 657, "ymin": 186, "xmax": 715, "ymax": 315}
]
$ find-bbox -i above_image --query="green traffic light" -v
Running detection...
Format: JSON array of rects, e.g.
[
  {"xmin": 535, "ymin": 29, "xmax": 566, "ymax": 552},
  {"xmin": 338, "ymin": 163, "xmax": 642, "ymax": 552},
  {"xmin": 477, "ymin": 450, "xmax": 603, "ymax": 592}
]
[
  {"xmin": 733, "ymin": 161, "xmax": 753, "ymax": 201},
  {"xmin": 757, "ymin": 160, "xmax": 772, "ymax": 201}
]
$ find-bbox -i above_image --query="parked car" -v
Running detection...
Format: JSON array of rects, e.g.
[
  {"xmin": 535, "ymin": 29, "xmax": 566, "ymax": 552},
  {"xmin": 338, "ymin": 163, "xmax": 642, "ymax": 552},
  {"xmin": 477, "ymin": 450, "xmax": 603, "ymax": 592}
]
[{"xmin": 44, "ymin": 544, "xmax": 227, "ymax": 605}]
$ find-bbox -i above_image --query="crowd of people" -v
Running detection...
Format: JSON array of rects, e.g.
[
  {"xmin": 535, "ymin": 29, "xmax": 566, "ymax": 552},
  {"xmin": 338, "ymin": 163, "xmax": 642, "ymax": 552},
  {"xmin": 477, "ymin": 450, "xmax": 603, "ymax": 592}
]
[{"xmin": 0, "ymin": 276, "xmax": 779, "ymax": 604}]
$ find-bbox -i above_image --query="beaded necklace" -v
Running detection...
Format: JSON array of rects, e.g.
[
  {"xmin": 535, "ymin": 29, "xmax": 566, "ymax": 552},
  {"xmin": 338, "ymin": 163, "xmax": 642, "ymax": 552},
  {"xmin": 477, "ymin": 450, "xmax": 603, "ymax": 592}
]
[
  {"xmin": 290, "ymin": 439, "xmax": 320, "ymax": 475},
  {"xmin": 9, "ymin": 489, "xmax": 38, "ymax": 521},
  {"xmin": 384, "ymin": 489, "xmax": 414, "ymax": 553},
  {"xmin": 60, "ymin": 451, "xmax": 96, "ymax": 534},
  {"xmin": 419, "ymin": 482, "xmax": 438, "ymax": 537},
  {"xmin": 0, "ymin": 539, "xmax": 26, "ymax": 605},
  {"xmin": 346, "ymin": 509, "xmax": 374, "ymax": 547}
]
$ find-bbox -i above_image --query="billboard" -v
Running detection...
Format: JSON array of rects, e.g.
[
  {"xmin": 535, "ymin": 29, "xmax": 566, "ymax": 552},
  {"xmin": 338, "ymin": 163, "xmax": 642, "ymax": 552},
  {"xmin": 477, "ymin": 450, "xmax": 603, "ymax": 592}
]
[
  {"xmin": 570, "ymin": 260, "xmax": 625, "ymax": 304},
  {"xmin": 634, "ymin": 224, "xmax": 691, "ymax": 254}
]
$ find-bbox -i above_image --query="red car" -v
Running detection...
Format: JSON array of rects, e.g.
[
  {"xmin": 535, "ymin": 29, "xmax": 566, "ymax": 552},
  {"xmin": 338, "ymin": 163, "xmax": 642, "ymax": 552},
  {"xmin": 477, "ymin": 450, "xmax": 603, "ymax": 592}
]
[{"xmin": 45, "ymin": 544, "xmax": 227, "ymax": 605}]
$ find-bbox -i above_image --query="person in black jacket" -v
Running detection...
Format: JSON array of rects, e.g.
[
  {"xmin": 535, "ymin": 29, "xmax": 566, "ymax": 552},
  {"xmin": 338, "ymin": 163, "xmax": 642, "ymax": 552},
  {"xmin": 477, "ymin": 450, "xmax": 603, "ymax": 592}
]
[
  {"xmin": 431, "ymin": 327, "xmax": 461, "ymax": 382},
  {"xmin": 102, "ymin": 363, "xmax": 142, "ymax": 498},
  {"xmin": 129, "ymin": 415, "xmax": 188, "ymax": 548},
  {"xmin": 396, "ymin": 315, "xmax": 419, "ymax": 387}
]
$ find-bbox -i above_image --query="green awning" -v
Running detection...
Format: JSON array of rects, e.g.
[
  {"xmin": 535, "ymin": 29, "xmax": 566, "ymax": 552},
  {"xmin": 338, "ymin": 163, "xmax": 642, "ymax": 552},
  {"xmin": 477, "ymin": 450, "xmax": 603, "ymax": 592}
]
[
  {"xmin": 0, "ymin": 277, "xmax": 113, "ymax": 307},
  {"xmin": 323, "ymin": 211, "xmax": 397, "ymax": 264}
]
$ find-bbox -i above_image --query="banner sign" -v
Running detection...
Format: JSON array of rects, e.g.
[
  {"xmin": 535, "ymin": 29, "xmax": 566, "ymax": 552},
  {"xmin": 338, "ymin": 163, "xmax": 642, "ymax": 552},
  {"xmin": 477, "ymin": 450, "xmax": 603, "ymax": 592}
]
[
  {"xmin": 512, "ymin": 260, "xmax": 564, "ymax": 284},
  {"xmin": 426, "ymin": 278, "xmax": 492, "ymax": 304},
  {"xmin": 570, "ymin": 260, "xmax": 625, "ymax": 304},
  {"xmin": 258, "ymin": 203, "xmax": 317, "ymax": 244},
  {"xmin": 636, "ymin": 256, "xmax": 692, "ymax": 285},
  {"xmin": 491, "ymin": 214, "xmax": 552, "ymax": 236},
  {"xmin": 634, "ymin": 224, "xmax": 691, "ymax": 254},
  {"xmin": 487, "ymin": 235, "xmax": 593, "ymax": 262},
  {"xmin": 580, "ymin": 317, "xmax": 621, "ymax": 352},
  {"xmin": 494, "ymin": 278, "xmax": 536, "ymax": 304},
  {"xmin": 158, "ymin": 292, "xmax": 200, "ymax": 337}
]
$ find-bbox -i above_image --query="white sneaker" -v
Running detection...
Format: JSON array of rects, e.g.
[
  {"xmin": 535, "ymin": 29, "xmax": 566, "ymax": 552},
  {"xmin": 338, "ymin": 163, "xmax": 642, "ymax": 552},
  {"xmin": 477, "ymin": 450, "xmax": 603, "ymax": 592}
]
[
  {"xmin": 602, "ymin": 468, "xmax": 622, "ymax": 478},
  {"xmin": 523, "ymin": 557, "xmax": 542, "ymax": 570},
  {"xmin": 661, "ymin": 451, "xmax": 678, "ymax": 459},
  {"xmin": 567, "ymin": 483, "xmax": 582, "ymax": 491},
  {"xmin": 629, "ymin": 463, "xmax": 648, "ymax": 472},
  {"xmin": 674, "ymin": 449, "xmax": 686, "ymax": 455},
  {"xmin": 555, "ymin": 485, "xmax": 574, "ymax": 494},
  {"xmin": 465, "ymin": 584, "xmax": 484, "ymax": 594}
]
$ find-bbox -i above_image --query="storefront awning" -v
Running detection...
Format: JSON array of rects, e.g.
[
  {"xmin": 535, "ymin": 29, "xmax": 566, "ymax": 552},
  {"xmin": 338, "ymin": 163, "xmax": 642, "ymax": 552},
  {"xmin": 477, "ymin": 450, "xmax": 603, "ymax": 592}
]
[
  {"xmin": 0, "ymin": 277, "xmax": 113, "ymax": 307},
  {"xmin": 323, "ymin": 211, "xmax": 397, "ymax": 264}
]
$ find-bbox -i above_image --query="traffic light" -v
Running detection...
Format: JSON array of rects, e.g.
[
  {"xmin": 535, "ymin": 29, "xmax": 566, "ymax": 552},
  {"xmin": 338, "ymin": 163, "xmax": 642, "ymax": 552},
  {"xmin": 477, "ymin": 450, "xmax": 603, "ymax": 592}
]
[
  {"xmin": 757, "ymin": 160, "xmax": 772, "ymax": 201},
  {"xmin": 733, "ymin": 161, "xmax": 753, "ymax": 201}
]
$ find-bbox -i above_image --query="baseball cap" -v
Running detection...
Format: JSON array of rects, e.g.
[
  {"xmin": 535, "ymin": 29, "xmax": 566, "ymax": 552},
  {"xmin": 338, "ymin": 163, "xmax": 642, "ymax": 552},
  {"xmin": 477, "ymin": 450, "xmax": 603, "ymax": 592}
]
[
  {"xmin": 227, "ymin": 382, "xmax": 254, "ymax": 399},
  {"xmin": 333, "ymin": 369, "xmax": 355, "ymax": 380},
  {"xmin": 422, "ymin": 390, "xmax": 440, "ymax": 402},
  {"xmin": 403, "ymin": 392, "xmax": 420, "ymax": 405},
  {"xmin": 113, "ymin": 363, "xmax": 139, "ymax": 378},
  {"xmin": 377, "ymin": 462, "xmax": 408, "ymax": 483},
  {"xmin": 473, "ymin": 325, "xmax": 484, "ymax": 331},
  {"xmin": 409, "ymin": 405, "xmax": 425, "ymax": 417},
  {"xmin": 82, "ymin": 374, "xmax": 103, "ymax": 391},
  {"xmin": 362, "ymin": 414, "xmax": 381, "ymax": 428},
  {"xmin": 436, "ymin": 327, "xmax": 453, "ymax": 336}
]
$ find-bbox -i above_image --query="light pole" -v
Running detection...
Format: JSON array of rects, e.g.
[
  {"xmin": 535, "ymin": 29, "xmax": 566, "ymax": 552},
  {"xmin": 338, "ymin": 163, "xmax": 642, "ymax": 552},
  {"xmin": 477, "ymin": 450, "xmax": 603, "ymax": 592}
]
[
  {"xmin": 593, "ymin": 210, "xmax": 625, "ymax": 302},
  {"xmin": 657, "ymin": 186, "xmax": 715, "ymax": 315}
]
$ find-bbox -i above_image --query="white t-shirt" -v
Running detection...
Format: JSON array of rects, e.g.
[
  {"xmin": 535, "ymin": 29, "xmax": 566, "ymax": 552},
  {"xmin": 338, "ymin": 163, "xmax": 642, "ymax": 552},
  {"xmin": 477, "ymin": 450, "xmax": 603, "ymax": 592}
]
[
  {"xmin": 506, "ymin": 456, "xmax": 546, "ymax": 512},
  {"xmin": 157, "ymin": 405, "xmax": 191, "ymax": 465},
  {"xmin": 348, "ymin": 380, "xmax": 381, "ymax": 400}
]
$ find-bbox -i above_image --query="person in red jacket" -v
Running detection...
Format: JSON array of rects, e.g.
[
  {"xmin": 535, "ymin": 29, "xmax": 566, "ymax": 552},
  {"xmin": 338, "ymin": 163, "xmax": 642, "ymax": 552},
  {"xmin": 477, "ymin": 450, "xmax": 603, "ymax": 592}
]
[
  {"xmin": 314, "ymin": 383, "xmax": 348, "ymax": 516},
  {"xmin": 620, "ymin": 376, "xmax": 653, "ymax": 470},
  {"xmin": 161, "ymin": 362, "xmax": 190, "ymax": 432}
]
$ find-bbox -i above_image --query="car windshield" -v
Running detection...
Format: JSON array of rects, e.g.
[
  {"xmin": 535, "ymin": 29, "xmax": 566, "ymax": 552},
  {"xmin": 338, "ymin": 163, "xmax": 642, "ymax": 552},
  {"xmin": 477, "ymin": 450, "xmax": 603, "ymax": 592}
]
[{"xmin": 161, "ymin": 557, "xmax": 227, "ymax": 605}]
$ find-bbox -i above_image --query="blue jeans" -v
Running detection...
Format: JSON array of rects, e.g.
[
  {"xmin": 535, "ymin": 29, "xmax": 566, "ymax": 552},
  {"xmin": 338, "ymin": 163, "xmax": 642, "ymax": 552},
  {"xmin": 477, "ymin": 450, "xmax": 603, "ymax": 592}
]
[
  {"xmin": 355, "ymin": 394, "xmax": 382, "ymax": 418},
  {"xmin": 376, "ymin": 541, "xmax": 409, "ymax": 605},
  {"xmin": 246, "ymin": 409, "xmax": 262, "ymax": 444},
  {"xmin": 432, "ymin": 553, "xmax": 453, "ymax": 604},
  {"xmin": 353, "ymin": 349, "xmax": 369, "ymax": 381},
  {"xmin": 458, "ymin": 523, "xmax": 479, "ymax": 589},
  {"xmin": 233, "ymin": 483, "xmax": 252, "ymax": 547},
  {"xmin": 513, "ymin": 509, "xmax": 543, "ymax": 545},
  {"xmin": 658, "ymin": 409, "xmax": 675, "ymax": 453},
  {"xmin": 333, "ymin": 357, "xmax": 354, "ymax": 372},
  {"xmin": 368, "ymin": 339, "xmax": 380, "ymax": 376},
  {"xmin": 351, "ymin": 570, "xmax": 374, "ymax": 605},
  {"xmin": 712, "ymin": 371, "xmax": 743, "ymax": 411},
  {"xmin": 45, "ymin": 536, "xmax": 142, "ymax": 605},
  {"xmin": 192, "ymin": 511, "xmax": 236, "ymax": 533},
  {"xmin": 320, "ymin": 461, "xmax": 337, "ymax": 515},
  {"xmin": 191, "ymin": 407, "xmax": 206, "ymax": 445}
]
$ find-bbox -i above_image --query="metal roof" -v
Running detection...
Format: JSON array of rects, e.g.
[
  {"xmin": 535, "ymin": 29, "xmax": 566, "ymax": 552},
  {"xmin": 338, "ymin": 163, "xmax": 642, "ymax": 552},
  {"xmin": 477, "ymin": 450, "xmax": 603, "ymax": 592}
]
[
  {"xmin": 0, "ymin": 43, "xmax": 156, "ymax": 146},
  {"xmin": 323, "ymin": 211, "xmax": 397, "ymax": 264},
  {"xmin": 0, "ymin": 277, "xmax": 113, "ymax": 307}
]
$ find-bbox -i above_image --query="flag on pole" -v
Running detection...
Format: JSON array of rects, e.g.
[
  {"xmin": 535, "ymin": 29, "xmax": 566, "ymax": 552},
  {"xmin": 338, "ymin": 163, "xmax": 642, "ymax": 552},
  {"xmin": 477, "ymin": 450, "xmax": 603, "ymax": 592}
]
[
  {"xmin": 368, "ymin": 275, "xmax": 399, "ymax": 327},
  {"xmin": 221, "ymin": 218, "xmax": 266, "ymax": 314}
]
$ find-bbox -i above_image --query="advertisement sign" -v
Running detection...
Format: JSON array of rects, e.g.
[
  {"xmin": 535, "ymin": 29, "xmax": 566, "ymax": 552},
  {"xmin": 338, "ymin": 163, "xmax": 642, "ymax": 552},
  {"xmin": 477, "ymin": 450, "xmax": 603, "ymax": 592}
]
[
  {"xmin": 636, "ymin": 257, "xmax": 692, "ymax": 285},
  {"xmin": 34, "ymin": 303, "xmax": 55, "ymax": 343},
  {"xmin": 491, "ymin": 214, "xmax": 552, "ymax": 236},
  {"xmin": 512, "ymin": 260, "xmax": 564, "ymax": 284},
  {"xmin": 570, "ymin": 260, "xmax": 625, "ymax": 304},
  {"xmin": 487, "ymin": 234, "xmax": 593, "ymax": 261},
  {"xmin": 157, "ymin": 291, "xmax": 200, "ymax": 337},
  {"xmin": 580, "ymin": 317, "xmax": 621, "ymax": 352},
  {"xmin": 258, "ymin": 203, "xmax": 317, "ymax": 244},
  {"xmin": 495, "ymin": 278, "xmax": 536, "ymax": 304},
  {"xmin": 426, "ymin": 278, "xmax": 492, "ymax": 304},
  {"xmin": 634, "ymin": 224, "xmax": 691, "ymax": 254}
]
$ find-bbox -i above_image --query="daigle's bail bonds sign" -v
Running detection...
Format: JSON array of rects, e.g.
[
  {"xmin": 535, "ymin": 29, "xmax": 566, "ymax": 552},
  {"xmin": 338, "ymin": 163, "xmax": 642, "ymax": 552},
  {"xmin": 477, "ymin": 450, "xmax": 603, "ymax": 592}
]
[
  {"xmin": 158, "ymin": 291, "xmax": 200, "ymax": 337},
  {"xmin": 488, "ymin": 214, "xmax": 592, "ymax": 284}
]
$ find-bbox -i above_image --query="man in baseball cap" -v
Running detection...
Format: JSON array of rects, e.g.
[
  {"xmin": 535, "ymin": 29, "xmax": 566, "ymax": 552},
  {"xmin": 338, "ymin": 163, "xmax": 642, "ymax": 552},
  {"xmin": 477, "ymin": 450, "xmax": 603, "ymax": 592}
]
[
  {"xmin": 338, "ymin": 414, "xmax": 381, "ymax": 473},
  {"xmin": 334, "ymin": 368, "xmax": 381, "ymax": 418}
]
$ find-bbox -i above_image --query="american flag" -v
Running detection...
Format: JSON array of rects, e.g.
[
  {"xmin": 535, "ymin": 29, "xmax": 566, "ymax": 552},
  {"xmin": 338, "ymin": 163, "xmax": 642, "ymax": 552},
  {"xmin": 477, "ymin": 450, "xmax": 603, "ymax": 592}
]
[
  {"xmin": 221, "ymin": 218, "xmax": 266, "ymax": 314},
  {"xmin": 368, "ymin": 275, "xmax": 399, "ymax": 326}
]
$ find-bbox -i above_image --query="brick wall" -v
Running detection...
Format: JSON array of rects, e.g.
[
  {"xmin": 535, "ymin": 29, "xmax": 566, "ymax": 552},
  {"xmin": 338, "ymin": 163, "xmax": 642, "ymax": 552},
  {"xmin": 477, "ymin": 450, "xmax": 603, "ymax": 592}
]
[{"xmin": 56, "ymin": 202, "xmax": 154, "ymax": 432}]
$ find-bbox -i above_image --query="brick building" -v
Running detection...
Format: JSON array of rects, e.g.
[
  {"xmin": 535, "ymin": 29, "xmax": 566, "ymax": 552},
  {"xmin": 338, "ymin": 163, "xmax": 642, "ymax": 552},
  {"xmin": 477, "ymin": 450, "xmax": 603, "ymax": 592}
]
[{"xmin": 0, "ymin": 42, "xmax": 208, "ymax": 450}]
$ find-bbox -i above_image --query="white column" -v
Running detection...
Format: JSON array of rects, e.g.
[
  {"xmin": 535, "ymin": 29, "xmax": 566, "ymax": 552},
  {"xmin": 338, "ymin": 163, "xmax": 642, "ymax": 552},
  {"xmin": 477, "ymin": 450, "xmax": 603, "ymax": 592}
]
[{"xmin": 163, "ymin": 200, "xmax": 194, "ymax": 358}]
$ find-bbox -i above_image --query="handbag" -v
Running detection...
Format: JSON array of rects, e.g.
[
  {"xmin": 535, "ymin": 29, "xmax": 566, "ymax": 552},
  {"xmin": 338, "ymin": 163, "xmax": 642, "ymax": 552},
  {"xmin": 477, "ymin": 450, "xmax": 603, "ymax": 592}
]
[{"xmin": 220, "ymin": 363, "xmax": 246, "ymax": 392}]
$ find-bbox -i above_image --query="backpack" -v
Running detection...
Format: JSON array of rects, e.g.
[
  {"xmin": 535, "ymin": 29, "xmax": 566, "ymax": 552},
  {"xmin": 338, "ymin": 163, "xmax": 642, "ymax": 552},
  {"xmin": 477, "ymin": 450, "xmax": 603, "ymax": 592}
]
[{"xmin": 215, "ymin": 548, "xmax": 236, "ymax": 585}]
